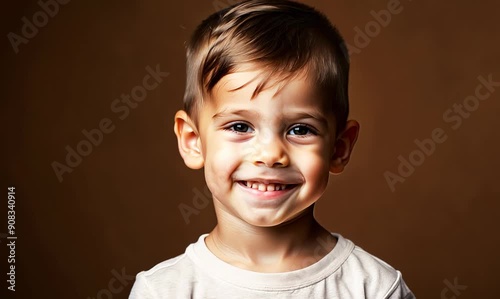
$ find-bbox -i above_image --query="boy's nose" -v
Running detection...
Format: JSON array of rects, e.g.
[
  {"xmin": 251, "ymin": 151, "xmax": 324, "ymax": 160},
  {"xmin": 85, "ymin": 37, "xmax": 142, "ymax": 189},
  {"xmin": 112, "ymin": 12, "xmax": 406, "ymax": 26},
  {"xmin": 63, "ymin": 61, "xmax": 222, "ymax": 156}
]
[{"xmin": 252, "ymin": 131, "xmax": 290, "ymax": 168}]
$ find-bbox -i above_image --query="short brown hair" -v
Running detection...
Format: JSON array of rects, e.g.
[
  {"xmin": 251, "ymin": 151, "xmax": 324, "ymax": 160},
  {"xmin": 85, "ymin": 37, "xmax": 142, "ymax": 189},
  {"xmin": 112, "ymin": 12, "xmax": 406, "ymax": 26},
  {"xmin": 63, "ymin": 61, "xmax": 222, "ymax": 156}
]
[{"xmin": 183, "ymin": 0, "xmax": 350, "ymax": 133}]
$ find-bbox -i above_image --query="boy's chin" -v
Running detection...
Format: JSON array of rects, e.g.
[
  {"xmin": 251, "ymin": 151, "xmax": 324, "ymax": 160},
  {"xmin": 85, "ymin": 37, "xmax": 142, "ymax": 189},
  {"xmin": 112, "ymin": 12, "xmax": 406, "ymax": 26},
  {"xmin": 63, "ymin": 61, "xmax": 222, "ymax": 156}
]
[
  {"xmin": 240, "ymin": 214, "xmax": 300, "ymax": 228},
  {"xmin": 233, "ymin": 205, "xmax": 316, "ymax": 228},
  {"xmin": 240, "ymin": 216, "xmax": 287, "ymax": 228}
]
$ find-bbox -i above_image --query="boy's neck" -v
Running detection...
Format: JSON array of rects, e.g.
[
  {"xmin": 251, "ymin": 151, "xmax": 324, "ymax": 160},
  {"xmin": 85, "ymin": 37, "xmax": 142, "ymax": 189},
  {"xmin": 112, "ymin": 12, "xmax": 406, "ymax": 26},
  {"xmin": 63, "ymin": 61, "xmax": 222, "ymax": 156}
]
[{"xmin": 205, "ymin": 205, "xmax": 336, "ymax": 273}]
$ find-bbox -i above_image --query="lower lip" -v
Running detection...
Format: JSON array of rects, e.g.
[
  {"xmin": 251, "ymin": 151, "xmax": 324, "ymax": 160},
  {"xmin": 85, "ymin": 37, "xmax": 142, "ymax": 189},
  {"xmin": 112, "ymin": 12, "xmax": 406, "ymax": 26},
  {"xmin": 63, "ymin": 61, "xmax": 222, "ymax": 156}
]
[{"xmin": 236, "ymin": 181, "xmax": 297, "ymax": 200}]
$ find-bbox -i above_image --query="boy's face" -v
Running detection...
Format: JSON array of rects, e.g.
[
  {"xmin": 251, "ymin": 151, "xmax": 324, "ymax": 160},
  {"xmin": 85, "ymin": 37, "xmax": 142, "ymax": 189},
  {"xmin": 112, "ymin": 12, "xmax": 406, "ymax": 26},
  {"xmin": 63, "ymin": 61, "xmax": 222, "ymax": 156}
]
[{"xmin": 175, "ymin": 70, "xmax": 358, "ymax": 227}]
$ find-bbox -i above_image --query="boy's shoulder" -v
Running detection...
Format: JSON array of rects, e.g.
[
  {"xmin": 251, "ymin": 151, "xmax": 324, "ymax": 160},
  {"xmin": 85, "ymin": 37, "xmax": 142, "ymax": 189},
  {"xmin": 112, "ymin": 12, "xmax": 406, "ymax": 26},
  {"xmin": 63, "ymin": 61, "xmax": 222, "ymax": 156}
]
[
  {"xmin": 129, "ymin": 248, "xmax": 194, "ymax": 298},
  {"xmin": 129, "ymin": 233, "xmax": 414, "ymax": 299}
]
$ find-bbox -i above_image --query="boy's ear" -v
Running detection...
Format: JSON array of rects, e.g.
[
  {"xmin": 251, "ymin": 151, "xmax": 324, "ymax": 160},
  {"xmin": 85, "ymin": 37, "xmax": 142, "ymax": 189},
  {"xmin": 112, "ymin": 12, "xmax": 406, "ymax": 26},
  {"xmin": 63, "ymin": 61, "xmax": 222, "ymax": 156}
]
[
  {"xmin": 173, "ymin": 110, "xmax": 204, "ymax": 169},
  {"xmin": 329, "ymin": 120, "xmax": 360, "ymax": 174}
]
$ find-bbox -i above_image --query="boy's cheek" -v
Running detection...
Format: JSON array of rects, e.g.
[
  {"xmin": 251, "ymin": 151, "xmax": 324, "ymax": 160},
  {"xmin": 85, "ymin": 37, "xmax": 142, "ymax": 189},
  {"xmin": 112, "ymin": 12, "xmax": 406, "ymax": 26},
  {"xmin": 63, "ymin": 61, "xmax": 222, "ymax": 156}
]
[
  {"xmin": 208, "ymin": 144, "xmax": 241, "ymax": 171},
  {"xmin": 298, "ymin": 154, "xmax": 330, "ymax": 183}
]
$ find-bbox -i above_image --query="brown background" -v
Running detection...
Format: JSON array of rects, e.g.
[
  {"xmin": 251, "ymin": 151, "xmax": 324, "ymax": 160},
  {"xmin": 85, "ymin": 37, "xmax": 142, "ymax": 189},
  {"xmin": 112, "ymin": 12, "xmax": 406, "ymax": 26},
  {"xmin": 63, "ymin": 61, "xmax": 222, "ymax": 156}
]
[{"xmin": 2, "ymin": 0, "xmax": 500, "ymax": 298}]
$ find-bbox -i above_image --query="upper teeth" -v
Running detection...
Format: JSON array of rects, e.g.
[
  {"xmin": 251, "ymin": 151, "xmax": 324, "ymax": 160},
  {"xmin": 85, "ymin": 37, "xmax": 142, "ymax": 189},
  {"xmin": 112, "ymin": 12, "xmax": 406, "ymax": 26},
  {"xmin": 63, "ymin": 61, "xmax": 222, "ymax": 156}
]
[{"xmin": 244, "ymin": 181, "xmax": 288, "ymax": 191}]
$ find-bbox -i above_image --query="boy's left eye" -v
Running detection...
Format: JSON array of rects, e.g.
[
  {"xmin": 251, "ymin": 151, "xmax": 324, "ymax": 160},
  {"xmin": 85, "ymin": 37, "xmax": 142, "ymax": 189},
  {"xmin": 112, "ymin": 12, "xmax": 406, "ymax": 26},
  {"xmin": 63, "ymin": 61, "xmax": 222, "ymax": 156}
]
[{"xmin": 288, "ymin": 125, "xmax": 316, "ymax": 136}]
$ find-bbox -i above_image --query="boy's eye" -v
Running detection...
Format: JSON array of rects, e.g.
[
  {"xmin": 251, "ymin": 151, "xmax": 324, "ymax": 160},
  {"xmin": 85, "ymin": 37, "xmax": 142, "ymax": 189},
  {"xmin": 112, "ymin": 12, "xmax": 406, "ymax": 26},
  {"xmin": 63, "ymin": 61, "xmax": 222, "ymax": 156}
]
[
  {"xmin": 225, "ymin": 123, "xmax": 253, "ymax": 133},
  {"xmin": 288, "ymin": 125, "xmax": 316, "ymax": 136}
]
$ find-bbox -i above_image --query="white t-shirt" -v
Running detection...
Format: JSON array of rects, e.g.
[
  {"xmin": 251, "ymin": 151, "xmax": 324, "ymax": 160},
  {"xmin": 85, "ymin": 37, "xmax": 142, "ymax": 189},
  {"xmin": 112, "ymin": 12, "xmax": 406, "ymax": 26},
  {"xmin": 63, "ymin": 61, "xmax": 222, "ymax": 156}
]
[{"xmin": 129, "ymin": 233, "xmax": 415, "ymax": 298}]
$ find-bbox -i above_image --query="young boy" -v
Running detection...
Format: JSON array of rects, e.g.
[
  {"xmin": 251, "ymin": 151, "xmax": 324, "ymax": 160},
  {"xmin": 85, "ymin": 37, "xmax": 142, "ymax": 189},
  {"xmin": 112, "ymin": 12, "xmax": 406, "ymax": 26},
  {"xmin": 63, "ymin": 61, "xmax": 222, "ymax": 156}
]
[{"xmin": 130, "ymin": 0, "xmax": 415, "ymax": 298}]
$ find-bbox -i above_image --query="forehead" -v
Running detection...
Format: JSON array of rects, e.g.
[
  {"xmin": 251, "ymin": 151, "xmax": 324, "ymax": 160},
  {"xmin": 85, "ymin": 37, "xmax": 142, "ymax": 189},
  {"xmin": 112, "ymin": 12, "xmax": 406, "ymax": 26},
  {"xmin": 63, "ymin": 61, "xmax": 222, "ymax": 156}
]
[{"xmin": 210, "ymin": 70, "xmax": 331, "ymax": 112}]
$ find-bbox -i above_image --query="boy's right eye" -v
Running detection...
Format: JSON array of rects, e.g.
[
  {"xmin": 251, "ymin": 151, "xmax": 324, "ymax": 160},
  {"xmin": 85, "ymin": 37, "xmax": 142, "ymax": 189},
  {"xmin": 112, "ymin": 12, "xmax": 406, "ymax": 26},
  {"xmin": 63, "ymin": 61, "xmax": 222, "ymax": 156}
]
[{"xmin": 224, "ymin": 122, "xmax": 254, "ymax": 133}]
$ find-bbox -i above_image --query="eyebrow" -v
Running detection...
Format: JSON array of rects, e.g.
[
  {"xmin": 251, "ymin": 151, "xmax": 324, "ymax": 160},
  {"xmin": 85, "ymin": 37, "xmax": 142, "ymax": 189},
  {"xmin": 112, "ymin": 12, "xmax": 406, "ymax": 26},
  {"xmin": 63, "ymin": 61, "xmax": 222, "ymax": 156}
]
[
  {"xmin": 212, "ymin": 109, "xmax": 258, "ymax": 120},
  {"xmin": 212, "ymin": 109, "xmax": 328, "ymax": 127},
  {"xmin": 287, "ymin": 111, "xmax": 329, "ymax": 127}
]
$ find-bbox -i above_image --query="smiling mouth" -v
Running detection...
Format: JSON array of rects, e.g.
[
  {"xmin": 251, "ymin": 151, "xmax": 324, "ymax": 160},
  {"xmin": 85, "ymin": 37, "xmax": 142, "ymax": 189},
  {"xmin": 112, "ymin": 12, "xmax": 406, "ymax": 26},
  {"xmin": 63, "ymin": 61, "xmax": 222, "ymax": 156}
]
[{"xmin": 237, "ymin": 181, "xmax": 298, "ymax": 191}]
